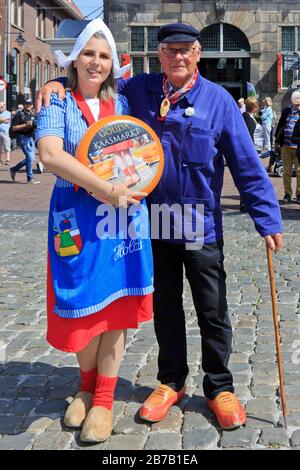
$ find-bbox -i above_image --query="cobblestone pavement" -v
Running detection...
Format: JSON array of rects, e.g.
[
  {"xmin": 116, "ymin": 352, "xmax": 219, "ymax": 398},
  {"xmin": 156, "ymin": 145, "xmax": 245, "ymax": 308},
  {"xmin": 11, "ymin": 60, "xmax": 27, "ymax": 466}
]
[{"xmin": 0, "ymin": 165, "xmax": 300, "ymax": 450}]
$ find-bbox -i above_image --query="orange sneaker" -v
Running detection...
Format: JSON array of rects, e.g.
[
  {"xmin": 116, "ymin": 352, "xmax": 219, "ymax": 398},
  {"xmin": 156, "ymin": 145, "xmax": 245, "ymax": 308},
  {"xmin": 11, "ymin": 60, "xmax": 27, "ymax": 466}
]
[
  {"xmin": 207, "ymin": 392, "xmax": 246, "ymax": 430},
  {"xmin": 139, "ymin": 384, "xmax": 186, "ymax": 423}
]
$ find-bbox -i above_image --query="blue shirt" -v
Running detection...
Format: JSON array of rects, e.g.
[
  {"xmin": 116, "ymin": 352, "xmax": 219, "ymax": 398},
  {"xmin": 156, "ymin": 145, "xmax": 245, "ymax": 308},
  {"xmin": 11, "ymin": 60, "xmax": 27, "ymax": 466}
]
[
  {"xmin": 261, "ymin": 106, "xmax": 273, "ymax": 127},
  {"xmin": 36, "ymin": 91, "xmax": 130, "ymax": 187},
  {"xmin": 118, "ymin": 73, "xmax": 283, "ymax": 244},
  {"xmin": 36, "ymin": 92, "xmax": 130, "ymax": 158},
  {"xmin": 0, "ymin": 110, "xmax": 11, "ymax": 134}
]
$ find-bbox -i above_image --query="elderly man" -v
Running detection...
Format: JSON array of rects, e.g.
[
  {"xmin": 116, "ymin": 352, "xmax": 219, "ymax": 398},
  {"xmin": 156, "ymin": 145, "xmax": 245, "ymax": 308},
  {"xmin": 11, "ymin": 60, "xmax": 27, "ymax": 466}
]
[{"xmin": 37, "ymin": 22, "xmax": 283, "ymax": 430}]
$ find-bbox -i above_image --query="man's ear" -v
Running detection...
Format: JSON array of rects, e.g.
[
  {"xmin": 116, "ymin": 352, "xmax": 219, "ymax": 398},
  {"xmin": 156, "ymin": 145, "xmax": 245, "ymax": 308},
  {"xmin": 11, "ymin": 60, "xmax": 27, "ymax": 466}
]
[
  {"xmin": 157, "ymin": 47, "xmax": 163, "ymax": 64},
  {"xmin": 197, "ymin": 50, "xmax": 201, "ymax": 63},
  {"xmin": 73, "ymin": 60, "xmax": 77, "ymax": 69}
]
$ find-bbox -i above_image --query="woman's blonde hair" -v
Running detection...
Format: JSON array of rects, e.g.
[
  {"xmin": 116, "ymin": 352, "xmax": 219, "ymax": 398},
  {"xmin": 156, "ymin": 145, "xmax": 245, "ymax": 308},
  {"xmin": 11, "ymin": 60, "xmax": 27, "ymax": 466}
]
[
  {"xmin": 245, "ymin": 97, "xmax": 258, "ymax": 113},
  {"xmin": 264, "ymin": 96, "xmax": 272, "ymax": 107},
  {"xmin": 67, "ymin": 31, "xmax": 116, "ymax": 102}
]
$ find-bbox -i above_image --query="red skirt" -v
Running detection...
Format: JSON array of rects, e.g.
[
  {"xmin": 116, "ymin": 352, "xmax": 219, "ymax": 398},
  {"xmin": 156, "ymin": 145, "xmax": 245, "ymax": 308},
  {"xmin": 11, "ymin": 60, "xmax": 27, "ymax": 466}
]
[{"xmin": 46, "ymin": 259, "xmax": 153, "ymax": 353}]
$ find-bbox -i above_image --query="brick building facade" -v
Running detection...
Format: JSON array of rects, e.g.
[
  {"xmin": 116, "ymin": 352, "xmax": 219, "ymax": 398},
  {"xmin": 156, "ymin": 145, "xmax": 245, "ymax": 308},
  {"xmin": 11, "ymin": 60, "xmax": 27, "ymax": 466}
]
[
  {"xmin": 0, "ymin": 0, "xmax": 82, "ymax": 109},
  {"xmin": 104, "ymin": 0, "xmax": 300, "ymax": 113}
]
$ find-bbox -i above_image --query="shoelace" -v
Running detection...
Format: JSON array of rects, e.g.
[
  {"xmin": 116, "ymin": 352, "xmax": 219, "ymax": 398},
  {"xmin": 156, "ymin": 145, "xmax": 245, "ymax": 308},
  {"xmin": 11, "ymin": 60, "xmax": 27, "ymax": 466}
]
[
  {"xmin": 152, "ymin": 387, "xmax": 169, "ymax": 398},
  {"xmin": 145, "ymin": 386, "xmax": 172, "ymax": 405},
  {"xmin": 216, "ymin": 393, "xmax": 237, "ymax": 412}
]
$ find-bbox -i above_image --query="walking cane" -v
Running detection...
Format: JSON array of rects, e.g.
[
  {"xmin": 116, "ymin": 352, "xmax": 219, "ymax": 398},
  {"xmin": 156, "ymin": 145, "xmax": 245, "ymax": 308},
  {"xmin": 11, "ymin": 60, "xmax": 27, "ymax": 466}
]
[{"xmin": 266, "ymin": 243, "xmax": 287, "ymax": 428}]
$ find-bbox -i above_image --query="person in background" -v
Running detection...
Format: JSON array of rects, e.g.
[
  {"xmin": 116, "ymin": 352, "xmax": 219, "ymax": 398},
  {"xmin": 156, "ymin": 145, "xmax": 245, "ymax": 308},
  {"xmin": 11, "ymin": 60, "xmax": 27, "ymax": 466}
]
[
  {"xmin": 240, "ymin": 97, "xmax": 259, "ymax": 211},
  {"xmin": 242, "ymin": 97, "xmax": 259, "ymax": 142},
  {"xmin": 9, "ymin": 99, "xmax": 40, "ymax": 184},
  {"xmin": 237, "ymin": 98, "xmax": 246, "ymax": 114},
  {"xmin": 291, "ymin": 101, "xmax": 300, "ymax": 192},
  {"xmin": 275, "ymin": 90, "xmax": 300, "ymax": 203},
  {"xmin": 16, "ymin": 103, "xmax": 24, "ymax": 114},
  {"xmin": 261, "ymin": 96, "xmax": 273, "ymax": 152},
  {"xmin": 0, "ymin": 101, "xmax": 11, "ymax": 165}
]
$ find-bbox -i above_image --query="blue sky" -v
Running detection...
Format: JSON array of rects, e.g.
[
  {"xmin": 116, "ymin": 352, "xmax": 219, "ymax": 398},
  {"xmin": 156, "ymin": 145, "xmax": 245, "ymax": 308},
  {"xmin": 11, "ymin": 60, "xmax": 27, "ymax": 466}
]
[{"xmin": 73, "ymin": 0, "xmax": 103, "ymax": 19}]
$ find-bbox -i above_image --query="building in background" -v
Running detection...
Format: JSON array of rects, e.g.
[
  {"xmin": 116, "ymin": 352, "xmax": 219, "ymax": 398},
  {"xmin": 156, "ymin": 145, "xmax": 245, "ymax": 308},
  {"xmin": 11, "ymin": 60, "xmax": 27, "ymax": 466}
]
[
  {"xmin": 0, "ymin": 0, "xmax": 83, "ymax": 109},
  {"xmin": 103, "ymin": 0, "xmax": 300, "ymax": 112}
]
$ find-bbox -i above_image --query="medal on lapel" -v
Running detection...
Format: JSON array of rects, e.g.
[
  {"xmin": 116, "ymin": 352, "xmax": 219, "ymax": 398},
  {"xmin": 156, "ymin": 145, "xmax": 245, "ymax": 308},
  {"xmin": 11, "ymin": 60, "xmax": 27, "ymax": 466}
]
[{"xmin": 160, "ymin": 98, "xmax": 171, "ymax": 118}]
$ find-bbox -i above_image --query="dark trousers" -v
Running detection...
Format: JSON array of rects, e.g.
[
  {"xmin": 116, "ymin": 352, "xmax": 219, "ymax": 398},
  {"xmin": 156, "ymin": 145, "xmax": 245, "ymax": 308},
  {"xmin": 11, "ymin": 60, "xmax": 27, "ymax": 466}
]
[{"xmin": 152, "ymin": 239, "xmax": 234, "ymax": 400}]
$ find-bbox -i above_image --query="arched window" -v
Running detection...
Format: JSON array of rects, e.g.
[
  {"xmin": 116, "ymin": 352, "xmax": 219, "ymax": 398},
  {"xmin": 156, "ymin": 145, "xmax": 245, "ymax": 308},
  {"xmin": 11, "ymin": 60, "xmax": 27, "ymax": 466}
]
[
  {"xmin": 35, "ymin": 57, "xmax": 42, "ymax": 90},
  {"xmin": 24, "ymin": 53, "xmax": 31, "ymax": 89},
  {"xmin": 44, "ymin": 61, "xmax": 51, "ymax": 83},
  {"xmin": 200, "ymin": 23, "xmax": 250, "ymax": 52}
]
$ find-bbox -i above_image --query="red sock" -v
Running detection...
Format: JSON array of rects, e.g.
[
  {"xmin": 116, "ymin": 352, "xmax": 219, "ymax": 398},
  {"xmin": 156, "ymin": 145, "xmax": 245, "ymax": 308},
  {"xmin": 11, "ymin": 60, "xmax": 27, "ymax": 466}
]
[
  {"xmin": 92, "ymin": 375, "xmax": 118, "ymax": 410},
  {"xmin": 79, "ymin": 367, "xmax": 97, "ymax": 393}
]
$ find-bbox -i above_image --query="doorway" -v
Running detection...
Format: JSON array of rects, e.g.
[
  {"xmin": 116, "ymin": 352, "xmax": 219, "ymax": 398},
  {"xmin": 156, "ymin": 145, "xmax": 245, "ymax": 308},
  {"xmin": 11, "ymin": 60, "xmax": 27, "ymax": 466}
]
[{"xmin": 199, "ymin": 57, "xmax": 250, "ymax": 99}]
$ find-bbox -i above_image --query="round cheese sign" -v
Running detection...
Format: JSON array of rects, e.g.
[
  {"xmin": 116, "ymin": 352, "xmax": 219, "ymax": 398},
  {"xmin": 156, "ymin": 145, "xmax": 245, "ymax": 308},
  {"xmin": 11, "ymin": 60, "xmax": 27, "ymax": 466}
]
[{"xmin": 76, "ymin": 115, "xmax": 164, "ymax": 195}]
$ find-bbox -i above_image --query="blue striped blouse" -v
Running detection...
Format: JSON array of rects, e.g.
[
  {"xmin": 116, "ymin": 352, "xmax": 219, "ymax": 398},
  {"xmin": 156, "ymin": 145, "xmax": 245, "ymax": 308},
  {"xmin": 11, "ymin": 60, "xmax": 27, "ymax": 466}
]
[
  {"xmin": 35, "ymin": 91, "xmax": 131, "ymax": 186},
  {"xmin": 284, "ymin": 108, "xmax": 300, "ymax": 148}
]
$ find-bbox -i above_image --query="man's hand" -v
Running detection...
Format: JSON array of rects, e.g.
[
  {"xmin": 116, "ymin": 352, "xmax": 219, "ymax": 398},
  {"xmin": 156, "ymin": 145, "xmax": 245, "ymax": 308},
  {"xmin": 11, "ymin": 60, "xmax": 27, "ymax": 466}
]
[
  {"xmin": 36, "ymin": 81, "xmax": 66, "ymax": 113},
  {"xmin": 264, "ymin": 233, "xmax": 283, "ymax": 253}
]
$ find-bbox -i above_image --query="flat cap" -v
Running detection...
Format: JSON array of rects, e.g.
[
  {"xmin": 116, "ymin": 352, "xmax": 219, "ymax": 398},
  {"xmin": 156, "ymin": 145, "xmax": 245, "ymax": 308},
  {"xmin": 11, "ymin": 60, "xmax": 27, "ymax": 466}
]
[{"xmin": 157, "ymin": 22, "xmax": 200, "ymax": 44}]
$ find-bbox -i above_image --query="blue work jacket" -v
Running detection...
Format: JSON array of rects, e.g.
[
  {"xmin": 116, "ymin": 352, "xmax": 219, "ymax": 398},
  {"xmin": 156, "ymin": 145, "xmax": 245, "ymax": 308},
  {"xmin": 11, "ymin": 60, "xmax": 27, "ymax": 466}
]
[{"xmin": 118, "ymin": 73, "xmax": 283, "ymax": 244}]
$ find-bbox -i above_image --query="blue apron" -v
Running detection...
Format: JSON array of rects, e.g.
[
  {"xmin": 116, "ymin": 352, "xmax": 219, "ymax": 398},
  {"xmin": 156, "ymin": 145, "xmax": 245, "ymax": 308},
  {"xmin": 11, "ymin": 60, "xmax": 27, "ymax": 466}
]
[{"xmin": 49, "ymin": 182, "xmax": 153, "ymax": 318}]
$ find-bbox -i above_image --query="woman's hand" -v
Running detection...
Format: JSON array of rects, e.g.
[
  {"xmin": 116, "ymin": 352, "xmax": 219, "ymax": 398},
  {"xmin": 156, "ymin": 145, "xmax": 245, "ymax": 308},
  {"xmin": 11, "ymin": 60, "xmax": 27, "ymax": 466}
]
[
  {"xmin": 91, "ymin": 181, "xmax": 147, "ymax": 207},
  {"xmin": 36, "ymin": 81, "xmax": 66, "ymax": 112}
]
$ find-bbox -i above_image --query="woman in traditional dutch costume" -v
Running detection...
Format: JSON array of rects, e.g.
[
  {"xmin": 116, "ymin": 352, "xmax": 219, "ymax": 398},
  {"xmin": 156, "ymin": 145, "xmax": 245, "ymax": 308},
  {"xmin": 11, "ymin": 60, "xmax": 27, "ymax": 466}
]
[{"xmin": 36, "ymin": 19, "xmax": 153, "ymax": 443}]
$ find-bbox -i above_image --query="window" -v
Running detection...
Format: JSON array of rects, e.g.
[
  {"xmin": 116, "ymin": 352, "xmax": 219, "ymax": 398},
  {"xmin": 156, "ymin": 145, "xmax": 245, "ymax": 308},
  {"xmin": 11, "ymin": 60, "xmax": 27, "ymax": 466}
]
[
  {"xmin": 11, "ymin": 0, "xmax": 24, "ymax": 29},
  {"xmin": 54, "ymin": 64, "xmax": 58, "ymax": 79},
  {"xmin": 148, "ymin": 27, "xmax": 160, "ymax": 51},
  {"xmin": 24, "ymin": 53, "xmax": 31, "ymax": 89},
  {"xmin": 149, "ymin": 57, "xmax": 161, "ymax": 73},
  {"xmin": 131, "ymin": 27, "xmax": 144, "ymax": 52},
  {"xmin": 44, "ymin": 61, "xmax": 50, "ymax": 83},
  {"xmin": 53, "ymin": 17, "xmax": 58, "ymax": 38},
  {"xmin": 130, "ymin": 26, "xmax": 160, "ymax": 74},
  {"xmin": 36, "ymin": 5, "xmax": 46, "ymax": 39},
  {"xmin": 282, "ymin": 27, "xmax": 295, "ymax": 52},
  {"xmin": 200, "ymin": 23, "xmax": 220, "ymax": 52},
  {"xmin": 10, "ymin": 48, "xmax": 20, "ymax": 87},
  {"xmin": 281, "ymin": 27, "xmax": 300, "ymax": 88},
  {"xmin": 200, "ymin": 23, "xmax": 250, "ymax": 52},
  {"xmin": 132, "ymin": 57, "xmax": 144, "ymax": 76},
  {"xmin": 35, "ymin": 57, "xmax": 42, "ymax": 90}
]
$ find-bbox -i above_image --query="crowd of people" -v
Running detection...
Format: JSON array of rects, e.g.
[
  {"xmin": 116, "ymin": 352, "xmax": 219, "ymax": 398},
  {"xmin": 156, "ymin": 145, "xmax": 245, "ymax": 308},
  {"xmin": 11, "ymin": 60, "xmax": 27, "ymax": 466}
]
[{"xmin": 238, "ymin": 91, "xmax": 300, "ymax": 204}]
